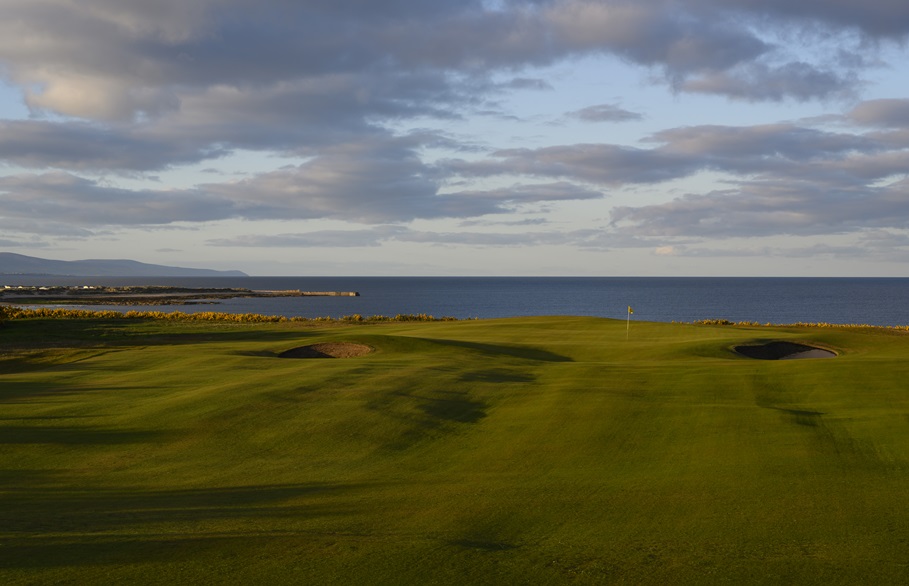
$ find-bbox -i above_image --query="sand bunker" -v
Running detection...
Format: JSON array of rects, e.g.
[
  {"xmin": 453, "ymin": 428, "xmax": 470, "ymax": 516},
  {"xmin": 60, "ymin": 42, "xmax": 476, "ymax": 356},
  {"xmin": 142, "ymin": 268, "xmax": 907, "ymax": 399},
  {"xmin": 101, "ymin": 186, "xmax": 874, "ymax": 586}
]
[
  {"xmin": 279, "ymin": 342, "xmax": 373, "ymax": 359},
  {"xmin": 734, "ymin": 341, "xmax": 836, "ymax": 360}
]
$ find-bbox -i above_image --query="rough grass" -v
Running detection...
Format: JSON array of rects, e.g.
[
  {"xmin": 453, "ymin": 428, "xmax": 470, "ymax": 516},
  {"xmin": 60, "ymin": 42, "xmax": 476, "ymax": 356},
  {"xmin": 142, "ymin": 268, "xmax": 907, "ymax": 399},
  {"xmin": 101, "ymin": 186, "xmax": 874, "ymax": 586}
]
[{"xmin": 2, "ymin": 316, "xmax": 909, "ymax": 584}]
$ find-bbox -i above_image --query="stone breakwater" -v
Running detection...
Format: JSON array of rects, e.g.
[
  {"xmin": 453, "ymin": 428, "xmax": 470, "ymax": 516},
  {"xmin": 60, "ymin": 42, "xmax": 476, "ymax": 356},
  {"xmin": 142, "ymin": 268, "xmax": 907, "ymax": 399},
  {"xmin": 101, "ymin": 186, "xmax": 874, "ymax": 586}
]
[
  {"xmin": 0, "ymin": 286, "xmax": 359, "ymax": 305},
  {"xmin": 271, "ymin": 291, "xmax": 359, "ymax": 297}
]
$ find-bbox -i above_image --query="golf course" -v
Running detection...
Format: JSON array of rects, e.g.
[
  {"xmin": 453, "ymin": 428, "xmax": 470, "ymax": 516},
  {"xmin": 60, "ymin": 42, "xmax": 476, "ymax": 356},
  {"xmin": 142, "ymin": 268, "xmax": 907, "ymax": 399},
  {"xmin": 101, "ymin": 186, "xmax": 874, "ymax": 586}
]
[{"xmin": 2, "ymin": 312, "xmax": 909, "ymax": 584}]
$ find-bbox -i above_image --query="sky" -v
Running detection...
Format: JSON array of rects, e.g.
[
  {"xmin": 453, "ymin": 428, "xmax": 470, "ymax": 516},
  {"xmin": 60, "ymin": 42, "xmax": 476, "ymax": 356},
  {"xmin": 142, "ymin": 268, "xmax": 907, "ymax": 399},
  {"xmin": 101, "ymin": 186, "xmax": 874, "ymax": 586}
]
[{"xmin": 1, "ymin": 0, "xmax": 909, "ymax": 276}]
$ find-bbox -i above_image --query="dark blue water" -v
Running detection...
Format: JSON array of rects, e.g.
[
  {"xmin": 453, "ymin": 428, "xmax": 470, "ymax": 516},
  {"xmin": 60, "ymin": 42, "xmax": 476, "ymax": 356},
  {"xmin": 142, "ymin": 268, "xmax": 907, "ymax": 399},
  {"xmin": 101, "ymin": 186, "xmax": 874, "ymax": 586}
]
[{"xmin": 4, "ymin": 276, "xmax": 909, "ymax": 326}]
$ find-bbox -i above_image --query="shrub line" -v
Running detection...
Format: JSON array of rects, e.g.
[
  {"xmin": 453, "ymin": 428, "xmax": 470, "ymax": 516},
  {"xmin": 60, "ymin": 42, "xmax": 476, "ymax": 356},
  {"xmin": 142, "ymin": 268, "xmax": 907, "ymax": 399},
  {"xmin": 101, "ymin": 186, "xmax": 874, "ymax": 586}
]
[{"xmin": 0, "ymin": 306, "xmax": 460, "ymax": 324}]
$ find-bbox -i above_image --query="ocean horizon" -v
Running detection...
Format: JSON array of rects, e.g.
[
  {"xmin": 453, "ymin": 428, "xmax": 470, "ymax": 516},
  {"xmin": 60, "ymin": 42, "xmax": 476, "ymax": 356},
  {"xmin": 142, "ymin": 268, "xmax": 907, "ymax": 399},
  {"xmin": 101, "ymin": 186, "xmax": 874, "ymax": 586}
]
[{"xmin": 4, "ymin": 276, "xmax": 909, "ymax": 327}]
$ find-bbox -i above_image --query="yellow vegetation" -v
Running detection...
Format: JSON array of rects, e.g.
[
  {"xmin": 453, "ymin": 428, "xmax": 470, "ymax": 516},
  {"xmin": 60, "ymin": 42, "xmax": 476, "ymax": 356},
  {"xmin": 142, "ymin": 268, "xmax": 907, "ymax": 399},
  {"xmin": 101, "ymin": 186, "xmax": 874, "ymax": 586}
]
[{"xmin": 0, "ymin": 306, "xmax": 460, "ymax": 323}]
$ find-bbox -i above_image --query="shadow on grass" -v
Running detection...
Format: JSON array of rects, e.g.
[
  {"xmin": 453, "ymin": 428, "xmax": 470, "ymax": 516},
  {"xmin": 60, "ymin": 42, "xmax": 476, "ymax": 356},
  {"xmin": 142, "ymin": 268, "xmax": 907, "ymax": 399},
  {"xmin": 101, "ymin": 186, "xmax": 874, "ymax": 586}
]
[
  {"xmin": 0, "ymin": 424, "xmax": 168, "ymax": 445},
  {"xmin": 0, "ymin": 318, "xmax": 325, "ymax": 352},
  {"xmin": 449, "ymin": 538, "xmax": 520, "ymax": 551},
  {"xmin": 366, "ymin": 386, "xmax": 494, "ymax": 451},
  {"xmin": 416, "ymin": 391, "xmax": 487, "ymax": 424},
  {"xmin": 774, "ymin": 407, "xmax": 825, "ymax": 427},
  {"xmin": 422, "ymin": 338, "xmax": 572, "ymax": 363},
  {"xmin": 0, "ymin": 382, "xmax": 164, "ymax": 405},
  {"xmin": 0, "ymin": 481, "xmax": 371, "ymax": 569},
  {"xmin": 458, "ymin": 369, "xmax": 536, "ymax": 384}
]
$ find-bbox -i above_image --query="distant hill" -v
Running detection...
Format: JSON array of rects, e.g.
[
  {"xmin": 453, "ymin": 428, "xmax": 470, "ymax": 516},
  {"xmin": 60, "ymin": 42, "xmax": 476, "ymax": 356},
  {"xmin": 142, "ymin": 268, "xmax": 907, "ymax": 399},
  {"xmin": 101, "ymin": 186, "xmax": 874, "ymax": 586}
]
[{"xmin": 0, "ymin": 253, "xmax": 248, "ymax": 277}]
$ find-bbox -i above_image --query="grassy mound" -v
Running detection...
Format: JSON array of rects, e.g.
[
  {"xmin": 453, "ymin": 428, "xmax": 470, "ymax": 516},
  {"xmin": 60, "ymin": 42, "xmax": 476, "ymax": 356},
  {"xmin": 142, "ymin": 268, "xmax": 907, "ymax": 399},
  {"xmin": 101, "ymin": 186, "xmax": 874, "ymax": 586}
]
[{"xmin": 2, "ymin": 316, "xmax": 909, "ymax": 584}]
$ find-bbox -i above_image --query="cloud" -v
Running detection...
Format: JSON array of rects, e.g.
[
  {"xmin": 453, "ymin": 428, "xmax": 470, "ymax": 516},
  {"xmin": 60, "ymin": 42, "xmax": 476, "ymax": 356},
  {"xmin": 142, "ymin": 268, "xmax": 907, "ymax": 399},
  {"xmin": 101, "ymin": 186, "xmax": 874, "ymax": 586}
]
[
  {"xmin": 542, "ymin": 1, "xmax": 771, "ymax": 75},
  {"xmin": 207, "ymin": 225, "xmax": 647, "ymax": 250},
  {"xmin": 848, "ymin": 99, "xmax": 909, "ymax": 128},
  {"xmin": 567, "ymin": 103, "xmax": 643, "ymax": 122},
  {"xmin": 692, "ymin": 0, "xmax": 909, "ymax": 38},
  {"xmin": 208, "ymin": 227, "xmax": 409, "ymax": 249},
  {"xmin": 498, "ymin": 77, "xmax": 554, "ymax": 91},
  {"xmin": 654, "ymin": 239, "xmax": 909, "ymax": 262},
  {"xmin": 681, "ymin": 62, "xmax": 858, "ymax": 102},
  {"xmin": 0, "ymin": 217, "xmax": 96, "ymax": 238},
  {"xmin": 446, "ymin": 144, "xmax": 697, "ymax": 185},
  {"xmin": 450, "ymin": 118, "xmax": 905, "ymax": 191},
  {"xmin": 0, "ymin": 234, "xmax": 52, "ymax": 249},
  {"xmin": 0, "ymin": 120, "xmax": 228, "ymax": 172},
  {"xmin": 449, "ymin": 182, "xmax": 603, "ymax": 204},
  {"xmin": 610, "ymin": 177, "xmax": 909, "ymax": 239},
  {"xmin": 0, "ymin": 158, "xmax": 602, "ymax": 231},
  {"xmin": 0, "ymin": 172, "xmax": 234, "ymax": 226}
]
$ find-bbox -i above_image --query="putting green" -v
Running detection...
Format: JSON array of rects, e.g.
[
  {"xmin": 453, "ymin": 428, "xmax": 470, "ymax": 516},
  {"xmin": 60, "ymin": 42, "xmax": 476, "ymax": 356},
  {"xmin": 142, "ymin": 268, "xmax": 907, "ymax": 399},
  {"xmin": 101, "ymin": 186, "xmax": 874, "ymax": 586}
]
[{"xmin": 1, "ymin": 315, "xmax": 909, "ymax": 584}]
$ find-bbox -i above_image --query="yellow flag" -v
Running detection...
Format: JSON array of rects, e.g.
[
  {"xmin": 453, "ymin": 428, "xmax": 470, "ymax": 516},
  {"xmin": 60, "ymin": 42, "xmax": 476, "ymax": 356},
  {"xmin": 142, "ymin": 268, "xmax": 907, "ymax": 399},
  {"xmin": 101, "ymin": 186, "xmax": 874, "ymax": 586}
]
[{"xmin": 628, "ymin": 306, "xmax": 633, "ymax": 314}]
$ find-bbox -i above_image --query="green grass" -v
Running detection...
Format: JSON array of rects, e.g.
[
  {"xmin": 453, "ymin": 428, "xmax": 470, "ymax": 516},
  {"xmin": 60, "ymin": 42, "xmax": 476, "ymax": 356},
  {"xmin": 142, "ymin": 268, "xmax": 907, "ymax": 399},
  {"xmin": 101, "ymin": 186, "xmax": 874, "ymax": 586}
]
[{"xmin": 2, "ymin": 316, "xmax": 909, "ymax": 584}]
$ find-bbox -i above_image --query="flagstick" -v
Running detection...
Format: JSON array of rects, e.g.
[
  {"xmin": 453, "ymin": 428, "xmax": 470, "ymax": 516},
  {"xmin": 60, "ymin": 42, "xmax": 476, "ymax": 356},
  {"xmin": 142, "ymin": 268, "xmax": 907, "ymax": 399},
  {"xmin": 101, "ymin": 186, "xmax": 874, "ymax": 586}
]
[{"xmin": 626, "ymin": 307, "xmax": 631, "ymax": 339}]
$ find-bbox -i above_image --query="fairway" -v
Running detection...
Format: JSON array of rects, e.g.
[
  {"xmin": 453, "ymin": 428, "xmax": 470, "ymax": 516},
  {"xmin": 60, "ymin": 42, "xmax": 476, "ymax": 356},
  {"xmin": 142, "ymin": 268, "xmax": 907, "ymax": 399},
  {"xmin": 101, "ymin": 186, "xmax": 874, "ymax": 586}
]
[{"xmin": 2, "ymin": 315, "xmax": 909, "ymax": 584}]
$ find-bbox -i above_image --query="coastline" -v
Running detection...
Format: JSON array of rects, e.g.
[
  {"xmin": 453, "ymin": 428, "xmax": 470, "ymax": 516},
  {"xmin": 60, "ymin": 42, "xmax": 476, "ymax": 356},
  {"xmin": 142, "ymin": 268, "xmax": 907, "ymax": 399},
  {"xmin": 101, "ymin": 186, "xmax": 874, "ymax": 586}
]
[{"xmin": 0, "ymin": 285, "xmax": 357, "ymax": 306}]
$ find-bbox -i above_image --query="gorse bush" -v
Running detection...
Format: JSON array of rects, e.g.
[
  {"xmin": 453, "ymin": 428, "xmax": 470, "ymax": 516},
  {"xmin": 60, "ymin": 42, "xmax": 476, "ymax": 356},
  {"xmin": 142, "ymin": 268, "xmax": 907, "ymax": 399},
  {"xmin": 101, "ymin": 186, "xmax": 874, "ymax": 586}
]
[
  {"xmin": 687, "ymin": 318, "xmax": 909, "ymax": 331},
  {"xmin": 0, "ymin": 304, "xmax": 14, "ymax": 326},
  {"xmin": 0, "ymin": 306, "xmax": 461, "ymax": 324},
  {"xmin": 3, "ymin": 307, "xmax": 904, "ymax": 329}
]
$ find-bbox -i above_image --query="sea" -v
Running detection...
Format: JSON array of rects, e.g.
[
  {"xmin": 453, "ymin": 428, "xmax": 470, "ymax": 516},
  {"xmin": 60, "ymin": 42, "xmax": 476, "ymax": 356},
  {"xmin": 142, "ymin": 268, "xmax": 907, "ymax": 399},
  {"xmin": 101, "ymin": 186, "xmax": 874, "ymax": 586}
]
[{"xmin": 4, "ymin": 276, "xmax": 909, "ymax": 327}]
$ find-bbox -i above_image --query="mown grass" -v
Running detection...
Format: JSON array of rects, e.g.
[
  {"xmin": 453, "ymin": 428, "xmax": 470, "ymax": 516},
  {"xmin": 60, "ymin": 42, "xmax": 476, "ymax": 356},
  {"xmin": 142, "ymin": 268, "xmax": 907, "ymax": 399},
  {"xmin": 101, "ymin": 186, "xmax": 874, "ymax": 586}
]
[{"xmin": 2, "ymin": 315, "xmax": 909, "ymax": 584}]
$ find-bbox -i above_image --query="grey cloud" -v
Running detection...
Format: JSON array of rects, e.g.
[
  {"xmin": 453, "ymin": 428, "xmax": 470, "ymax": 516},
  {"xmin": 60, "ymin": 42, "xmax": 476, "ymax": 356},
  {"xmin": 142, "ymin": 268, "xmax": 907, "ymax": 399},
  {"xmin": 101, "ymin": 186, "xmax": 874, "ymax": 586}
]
[
  {"xmin": 456, "ymin": 121, "xmax": 901, "ymax": 189},
  {"xmin": 447, "ymin": 144, "xmax": 697, "ymax": 185},
  {"xmin": 848, "ymin": 99, "xmax": 909, "ymax": 128},
  {"xmin": 542, "ymin": 1, "xmax": 770, "ymax": 75},
  {"xmin": 206, "ymin": 227, "xmax": 558, "ymax": 248},
  {"xmin": 859, "ymin": 229, "xmax": 909, "ymax": 248},
  {"xmin": 199, "ymin": 138, "xmax": 453, "ymax": 223},
  {"xmin": 450, "ymin": 182, "xmax": 603, "ymax": 203},
  {"xmin": 396, "ymin": 230, "xmax": 563, "ymax": 247},
  {"xmin": 459, "ymin": 218, "xmax": 551, "ymax": 227},
  {"xmin": 652, "ymin": 124, "xmax": 877, "ymax": 158},
  {"xmin": 204, "ymin": 161, "xmax": 601, "ymax": 223},
  {"xmin": 400, "ymin": 227, "xmax": 656, "ymax": 250},
  {"xmin": 150, "ymin": 73, "xmax": 469, "ymax": 155},
  {"xmin": 0, "ymin": 81, "xmax": 466, "ymax": 173},
  {"xmin": 207, "ymin": 223, "xmax": 655, "ymax": 250},
  {"xmin": 0, "ymin": 217, "xmax": 96, "ymax": 238},
  {"xmin": 498, "ymin": 77, "xmax": 553, "ymax": 91},
  {"xmin": 568, "ymin": 104, "xmax": 643, "ymax": 122},
  {"xmin": 0, "ymin": 120, "xmax": 228, "ymax": 171},
  {"xmin": 681, "ymin": 62, "xmax": 857, "ymax": 102},
  {"xmin": 610, "ymin": 177, "xmax": 909, "ymax": 239},
  {"xmin": 652, "ymin": 122, "xmax": 909, "ymax": 188},
  {"xmin": 0, "ymin": 238, "xmax": 36, "ymax": 248},
  {"xmin": 0, "ymin": 142, "xmax": 612, "ymax": 232},
  {"xmin": 691, "ymin": 0, "xmax": 909, "ymax": 38},
  {"xmin": 0, "ymin": 1, "xmax": 501, "ymax": 121},
  {"xmin": 0, "ymin": 172, "xmax": 236, "ymax": 226},
  {"xmin": 667, "ymin": 243, "xmax": 875, "ymax": 260},
  {"xmin": 800, "ymin": 151, "xmax": 909, "ymax": 184},
  {"xmin": 209, "ymin": 226, "xmax": 410, "ymax": 248}
]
